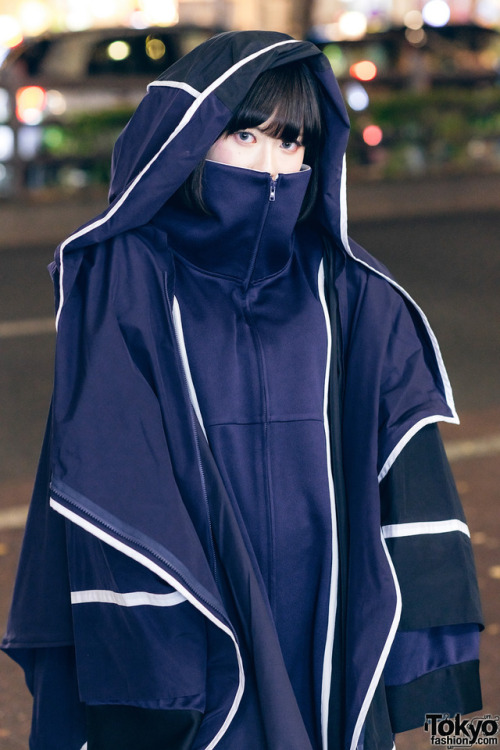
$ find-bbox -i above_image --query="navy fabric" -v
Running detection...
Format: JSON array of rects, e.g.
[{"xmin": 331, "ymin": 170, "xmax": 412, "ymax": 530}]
[
  {"xmin": 384, "ymin": 624, "xmax": 480, "ymax": 686},
  {"xmin": 161, "ymin": 162, "xmax": 332, "ymax": 746},
  {"xmin": 2, "ymin": 30, "xmax": 482, "ymax": 750}
]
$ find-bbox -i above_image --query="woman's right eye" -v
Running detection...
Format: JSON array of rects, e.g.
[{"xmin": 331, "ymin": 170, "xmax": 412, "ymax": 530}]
[{"xmin": 235, "ymin": 131, "xmax": 255, "ymax": 144}]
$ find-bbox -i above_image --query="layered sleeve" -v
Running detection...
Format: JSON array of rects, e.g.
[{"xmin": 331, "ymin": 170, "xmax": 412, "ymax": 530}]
[{"xmin": 380, "ymin": 423, "xmax": 483, "ymax": 732}]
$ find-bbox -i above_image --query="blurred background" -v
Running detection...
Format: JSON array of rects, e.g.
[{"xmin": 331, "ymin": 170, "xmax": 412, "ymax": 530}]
[
  {"xmin": 1, "ymin": 0, "xmax": 500, "ymax": 192},
  {"xmin": 0, "ymin": 1, "xmax": 499, "ymax": 748}
]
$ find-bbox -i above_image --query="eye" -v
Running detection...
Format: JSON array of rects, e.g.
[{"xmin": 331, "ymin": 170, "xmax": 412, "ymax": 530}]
[
  {"xmin": 234, "ymin": 131, "xmax": 256, "ymax": 144},
  {"xmin": 281, "ymin": 140, "xmax": 302, "ymax": 153}
]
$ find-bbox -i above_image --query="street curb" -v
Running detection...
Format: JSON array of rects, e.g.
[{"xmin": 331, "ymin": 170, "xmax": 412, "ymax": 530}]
[{"xmin": 1, "ymin": 172, "xmax": 499, "ymax": 250}]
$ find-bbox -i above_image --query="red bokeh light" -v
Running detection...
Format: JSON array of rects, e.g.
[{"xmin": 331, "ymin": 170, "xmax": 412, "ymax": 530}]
[{"xmin": 363, "ymin": 125, "xmax": 383, "ymax": 146}]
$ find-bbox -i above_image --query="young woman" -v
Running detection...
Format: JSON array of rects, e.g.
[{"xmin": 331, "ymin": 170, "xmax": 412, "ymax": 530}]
[{"xmin": 2, "ymin": 30, "xmax": 482, "ymax": 750}]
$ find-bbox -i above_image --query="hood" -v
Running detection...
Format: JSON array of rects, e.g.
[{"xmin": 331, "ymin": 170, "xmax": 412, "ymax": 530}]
[{"xmin": 54, "ymin": 31, "xmax": 350, "ymax": 314}]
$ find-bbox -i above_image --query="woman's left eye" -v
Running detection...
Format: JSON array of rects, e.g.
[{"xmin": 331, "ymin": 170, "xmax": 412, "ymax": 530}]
[{"xmin": 281, "ymin": 140, "xmax": 301, "ymax": 152}]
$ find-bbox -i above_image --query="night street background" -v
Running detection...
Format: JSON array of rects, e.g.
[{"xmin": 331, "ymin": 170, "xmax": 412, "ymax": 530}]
[{"xmin": 0, "ymin": 188, "xmax": 499, "ymax": 748}]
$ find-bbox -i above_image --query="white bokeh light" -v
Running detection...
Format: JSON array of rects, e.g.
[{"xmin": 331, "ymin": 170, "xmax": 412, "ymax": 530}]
[
  {"xmin": 338, "ymin": 11, "xmax": 368, "ymax": 40},
  {"xmin": 344, "ymin": 82, "xmax": 370, "ymax": 111},
  {"xmin": 422, "ymin": 0, "xmax": 451, "ymax": 27},
  {"xmin": 139, "ymin": 0, "xmax": 178, "ymax": 26}
]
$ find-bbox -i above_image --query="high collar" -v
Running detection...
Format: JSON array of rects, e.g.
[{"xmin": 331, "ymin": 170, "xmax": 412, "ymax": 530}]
[{"xmin": 154, "ymin": 160, "xmax": 311, "ymax": 285}]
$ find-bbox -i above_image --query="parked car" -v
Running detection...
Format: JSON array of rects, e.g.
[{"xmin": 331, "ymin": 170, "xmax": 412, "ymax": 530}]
[
  {"xmin": 307, "ymin": 24, "xmax": 500, "ymax": 178},
  {"xmin": 308, "ymin": 23, "xmax": 500, "ymax": 90},
  {"xmin": 0, "ymin": 24, "xmax": 224, "ymax": 194}
]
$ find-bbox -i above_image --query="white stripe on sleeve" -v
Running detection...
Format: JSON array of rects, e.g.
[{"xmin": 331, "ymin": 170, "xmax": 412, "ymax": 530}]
[
  {"xmin": 382, "ymin": 519, "xmax": 470, "ymax": 539},
  {"xmin": 71, "ymin": 589, "xmax": 187, "ymax": 607}
]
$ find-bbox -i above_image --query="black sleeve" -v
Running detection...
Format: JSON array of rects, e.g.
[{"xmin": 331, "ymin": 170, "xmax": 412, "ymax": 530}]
[
  {"xmin": 380, "ymin": 423, "xmax": 483, "ymax": 630},
  {"xmin": 377, "ymin": 423, "xmax": 483, "ymax": 739},
  {"xmin": 86, "ymin": 705, "xmax": 203, "ymax": 750}
]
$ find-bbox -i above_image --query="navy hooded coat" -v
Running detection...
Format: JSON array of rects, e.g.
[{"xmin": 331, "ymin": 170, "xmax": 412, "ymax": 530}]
[{"xmin": 2, "ymin": 30, "xmax": 482, "ymax": 750}]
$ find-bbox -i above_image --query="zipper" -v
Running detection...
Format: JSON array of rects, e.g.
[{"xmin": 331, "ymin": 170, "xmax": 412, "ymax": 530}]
[
  {"xmin": 269, "ymin": 177, "xmax": 277, "ymax": 202},
  {"xmin": 244, "ymin": 175, "xmax": 278, "ymax": 290},
  {"xmin": 50, "ymin": 482, "xmax": 225, "ymax": 619}
]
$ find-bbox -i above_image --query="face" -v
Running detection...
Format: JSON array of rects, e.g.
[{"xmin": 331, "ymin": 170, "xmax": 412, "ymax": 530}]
[{"xmin": 206, "ymin": 117, "xmax": 305, "ymax": 180}]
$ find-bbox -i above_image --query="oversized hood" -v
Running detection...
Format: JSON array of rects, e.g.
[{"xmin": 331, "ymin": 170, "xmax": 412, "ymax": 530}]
[{"xmin": 53, "ymin": 31, "xmax": 351, "ymax": 317}]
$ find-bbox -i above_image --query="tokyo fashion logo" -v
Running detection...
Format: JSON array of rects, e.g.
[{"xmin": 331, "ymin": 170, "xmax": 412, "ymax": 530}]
[{"xmin": 425, "ymin": 713, "xmax": 499, "ymax": 746}]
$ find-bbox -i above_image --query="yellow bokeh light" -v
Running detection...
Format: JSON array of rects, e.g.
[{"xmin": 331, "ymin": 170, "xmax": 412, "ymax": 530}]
[
  {"xmin": 107, "ymin": 40, "xmax": 131, "ymax": 61},
  {"xmin": 0, "ymin": 15, "xmax": 23, "ymax": 48},
  {"xmin": 146, "ymin": 37, "xmax": 166, "ymax": 61},
  {"xmin": 19, "ymin": 1, "xmax": 51, "ymax": 36}
]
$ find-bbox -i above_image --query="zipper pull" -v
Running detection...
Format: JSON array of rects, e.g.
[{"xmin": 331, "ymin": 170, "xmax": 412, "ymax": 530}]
[{"xmin": 269, "ymin": 178, "xmax": 277, "ymax": 202}]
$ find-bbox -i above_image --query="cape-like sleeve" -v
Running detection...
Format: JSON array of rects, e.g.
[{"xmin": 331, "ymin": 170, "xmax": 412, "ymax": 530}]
[{"xmin": 333, "ymin": 254, "xmax": 482, "ymax": 749}]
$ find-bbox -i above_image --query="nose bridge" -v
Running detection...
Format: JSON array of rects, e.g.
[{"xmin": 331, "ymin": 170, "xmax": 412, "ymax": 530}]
[{"xmin": 256, "ymin": 137, "xmax": 279, "ymax": 178}]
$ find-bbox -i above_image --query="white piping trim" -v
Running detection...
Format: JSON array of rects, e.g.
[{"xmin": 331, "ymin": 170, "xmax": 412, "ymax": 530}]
[
  {"xmin": 378, "ymin": 414, "xmax": 457, "ymax": 483},
  {"xmin": 339, "ymin": 155, "xmax": 458, "ymax": 424},
  {"xmin": 340, "ymin": 154, "xmax": 350, "ymax": 254},
  {"xmin": 50, "ymin": 497, "xmax": 245, "ymax": 750},
  {"xmin": 340, "ymin": 167, "xmax": 457, "ymax": 747},
  {"xmin": 172, "ymin": 296, "xmax": 207, "ymax": 441},
  {"xmin": 353, "ymin": 260, "xmax": 456, "ymax": 421},
  {"xmin": 71, "ymin": 588, "xmax": 187, "ymax": 607},
  {"xmin": 382, "ymin": 519, "xmax": 470, "ymax": 539},
  {"xmin": 55, "ymin": 38, "xmax": 301, "ymax": 330},
  {"xmin": 147, "ymin": 80, "xmax": 201, "ymax": 98},
  {"xmin": 350, "ymin": 532, "xmax": 402, "ymax": 750},
  {"xmin": 318, "ymin": 259, "xmax": 339, "ymax": 750}
]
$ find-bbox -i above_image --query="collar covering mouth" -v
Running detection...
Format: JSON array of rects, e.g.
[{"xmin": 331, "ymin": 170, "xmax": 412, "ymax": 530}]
[{"xmin": 153, "ymin": 160, "xmax": 312, "ymax": 283}]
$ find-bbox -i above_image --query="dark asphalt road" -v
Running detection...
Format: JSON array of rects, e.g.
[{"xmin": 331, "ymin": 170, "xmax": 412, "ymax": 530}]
[{"xmin": 0, "ymin": 208, "xmax": 499, "ymax": 748}]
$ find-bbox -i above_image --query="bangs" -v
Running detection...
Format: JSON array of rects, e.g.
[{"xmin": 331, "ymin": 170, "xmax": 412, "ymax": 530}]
[
  {"xmin": 225, "ymin": 62, "xmax": 322, "ymax": 147},
  {"xmin": 180, "ymin": 60, "xmax": 324, "ymax": 221}
]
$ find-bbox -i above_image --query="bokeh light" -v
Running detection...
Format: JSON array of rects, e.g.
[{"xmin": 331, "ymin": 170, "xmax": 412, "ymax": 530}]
[
  {"xmin": 322, "ymin": 44, "xmax": 349, "ymax": 77},
  {"xmin": 146, "ymin": 37, "xmax": 167, "ymax": 60},
  {"xmin": 405, "ymin": 27, "xmax": 427, "ymax": 45},
  {"xmin": 0, "ymin": 15, "xmax": 23, "ymax": 48},
  {"xmin": 363, "ymin": 124, "xmax": 383, "ymax": 146},
  {"xmin": 16, "ymin": 86, "xmax": 46, "ymax": 125},
  {"xmin": 0, "ymin": 125, "xmax": 14, "ymax": 161},
  {"xmin": 107, "ymin": 40, "xmax": 131, "ymax": 60},
  {"xmin": 350, "ymin": 60, "xmax": 378, "ymax": 81},
  {"xmin": 0, "ymin": 88, "xmax": 10, "ymax": 123},
  {"xmin": 338, "ymin": 11, "xmax": 368, "ymax": 40},
  {"xmin": 46, "ymin": 90, "xmax": 67, "ymax": 117},
  {"xmin": 18, "ymin": 1, "xmax": 51, "ymax": 36},
  {"xmin": 344, "ymin": 82, "xmax": 370, "ymax": 111},
  {"xmin": 138, "ymin": 0, "xmax": 178, "ymax": 26},
  {"xmin": 404, "ymin": 10, "xmax": 424, "ymax": 29},
  {"xmin": 422, "ymin": 0, "xmax": 451, "ymax": 27}
]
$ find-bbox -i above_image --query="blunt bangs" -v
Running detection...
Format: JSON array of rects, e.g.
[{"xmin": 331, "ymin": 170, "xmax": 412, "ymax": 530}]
[
  {"xmin": 179, "ymin": 60, "xmax": 324, "ymax": 220},
  {"xmin": 225, "ymin": 62, "xmax": 322, "ymax": 150}
]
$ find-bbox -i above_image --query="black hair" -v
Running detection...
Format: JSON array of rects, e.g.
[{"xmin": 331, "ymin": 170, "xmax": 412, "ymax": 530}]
[{"xmin": 181, "ymin": 61, "xmax": 323, "ymax": 220}]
